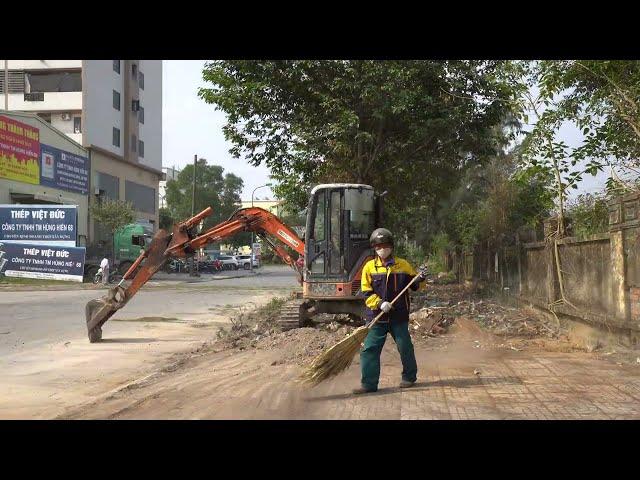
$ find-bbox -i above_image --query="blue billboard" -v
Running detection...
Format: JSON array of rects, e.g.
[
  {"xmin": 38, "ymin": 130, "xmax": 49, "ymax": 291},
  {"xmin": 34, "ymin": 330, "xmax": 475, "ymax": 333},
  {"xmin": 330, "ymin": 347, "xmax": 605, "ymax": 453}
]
[
  {"xmin": 0, "ymin": 204, "xmax": 78, "ymax": 246},
  {"xmin": 39, "ymin": 143, "xmax": 89, "ymax": 195},
  {"xmin": 0, "ymin": 242, "xmax": 86, "ymax": 282}
]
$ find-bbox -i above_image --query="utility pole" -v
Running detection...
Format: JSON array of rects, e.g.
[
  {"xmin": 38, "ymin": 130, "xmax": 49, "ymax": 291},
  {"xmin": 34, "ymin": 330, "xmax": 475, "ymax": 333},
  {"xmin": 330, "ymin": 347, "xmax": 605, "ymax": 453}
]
[{"xmin": 190, "ymin": 154, "xmax": 198, "ymax": 276}]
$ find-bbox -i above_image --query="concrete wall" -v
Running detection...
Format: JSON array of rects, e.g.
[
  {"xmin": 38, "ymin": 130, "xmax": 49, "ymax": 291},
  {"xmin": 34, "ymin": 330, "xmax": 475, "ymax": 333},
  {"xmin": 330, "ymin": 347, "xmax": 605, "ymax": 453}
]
[
  {"xmin": 522, "ymin": 245, "xmax": 548, "ymax": 304},
  {"xmin": 462, "ymin": 193, "xmax": 640, "ymax": 333},
  {"xmin": 50, "ymin": 112, "xmax": 82, "ymax": 136},
  {"xmin": 82, "ymin": 60, "xmax": 124, "ymax": 156},
  {"xmin": 557, "ymin": 235, "xmax": 612, "ymax": 315},
  {"xmin": 0, "ymin": 111, "xmax": 89, "ymax": 244},
  {"xmin": 137, "ymin": 60, "xmax": 162, "ymax": 172}
]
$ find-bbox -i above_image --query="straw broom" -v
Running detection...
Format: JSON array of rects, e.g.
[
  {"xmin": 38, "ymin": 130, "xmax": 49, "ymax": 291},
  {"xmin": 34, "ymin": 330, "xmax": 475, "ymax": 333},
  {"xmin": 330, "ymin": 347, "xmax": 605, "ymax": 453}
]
[{"xmin": 298, "ymin": 267, "xmax": 426, "ymax": 387}]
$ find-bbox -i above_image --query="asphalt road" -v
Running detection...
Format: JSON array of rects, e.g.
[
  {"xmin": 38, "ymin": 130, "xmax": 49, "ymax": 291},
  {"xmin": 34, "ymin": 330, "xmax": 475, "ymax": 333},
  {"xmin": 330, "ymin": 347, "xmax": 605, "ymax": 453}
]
[
  {"xmin": 0, "ymin": 265, "xmax": 297, "ymax": 355},
  {"xmin": 0, "ymin": 265, "xmax": 298, "ymax": 418}
]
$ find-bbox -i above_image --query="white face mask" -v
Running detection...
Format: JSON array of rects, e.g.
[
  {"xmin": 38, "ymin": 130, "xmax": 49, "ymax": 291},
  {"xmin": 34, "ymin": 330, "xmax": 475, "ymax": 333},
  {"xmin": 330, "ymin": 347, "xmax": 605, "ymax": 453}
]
[{"xmin": 375, "ymin": 247, "xmax": 392, "ymax": 259}]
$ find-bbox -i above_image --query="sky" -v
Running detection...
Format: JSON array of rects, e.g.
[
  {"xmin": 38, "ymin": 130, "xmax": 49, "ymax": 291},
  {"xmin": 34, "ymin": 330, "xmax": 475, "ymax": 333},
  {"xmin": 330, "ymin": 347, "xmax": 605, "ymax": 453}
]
[
  {"xmin": 162, "ymin": 60, "xmax": 608, "ymax": 202},
  {"xmin": 162, "ymin": 60, "xmax": 273, "ymax": 201}
]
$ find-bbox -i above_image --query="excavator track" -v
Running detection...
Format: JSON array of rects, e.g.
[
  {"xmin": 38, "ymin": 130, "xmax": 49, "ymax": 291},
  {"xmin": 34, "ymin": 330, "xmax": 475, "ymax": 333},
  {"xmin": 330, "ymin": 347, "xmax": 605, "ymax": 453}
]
[{"xmin": 277, "ymin": 299, "xmax": 309, "ymax": 330}]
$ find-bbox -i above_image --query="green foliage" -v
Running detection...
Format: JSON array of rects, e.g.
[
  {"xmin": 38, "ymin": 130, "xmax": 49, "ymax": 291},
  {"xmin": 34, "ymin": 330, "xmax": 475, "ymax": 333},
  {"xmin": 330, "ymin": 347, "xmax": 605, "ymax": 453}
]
[
  {"xmin": 566, "ymin": 193, "xmax": 610, "ymax": 238},
  {"xmin": 164, "ymin": 158, "xmax": 244, "ymax": 231},
  {"xmin": 159, "ymin": 207, "xmax": 174, "ymax": 230},
  {"xmin": 89, "ymin": 198, "xmax": 135, "ymax": 234},
  {"xmin": 537, "ymin": 60, "xmax": 640, "ymax": 181},
  {"xmin": 515, "ymin": 60, "xmax": 640, "ymax": 234},
  {"xmin": 427, "ymin": 232, "xmax": 451, "ymax": 273},
  {"xmin": 434, "ymin": 147, "xmax": 553, "ymax": 252},
  {"xmin": 451, "ymin": 205, "xmax": 482, "ymax": 250},
  {"xmin": 394, "ymin": 242, "xmax": 426, "ymax": 268},
  {"xmin": 199, "ymin": 60, "xmax": 517, "ymax": 245}
]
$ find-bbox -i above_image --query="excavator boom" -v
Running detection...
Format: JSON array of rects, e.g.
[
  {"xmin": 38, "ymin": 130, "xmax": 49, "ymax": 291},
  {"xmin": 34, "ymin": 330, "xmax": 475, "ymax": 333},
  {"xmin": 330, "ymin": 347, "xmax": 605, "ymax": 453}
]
[{"xmin": 85, "ymin": 206, "xmax": 305, "ymax": 342}]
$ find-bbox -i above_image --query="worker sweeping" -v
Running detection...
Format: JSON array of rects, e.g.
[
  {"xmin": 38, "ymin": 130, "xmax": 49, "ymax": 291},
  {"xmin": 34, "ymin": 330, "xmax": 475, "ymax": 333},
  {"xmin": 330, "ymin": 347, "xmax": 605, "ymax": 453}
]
[{"xmin": 353, "ymin": 228, "xmax": 427, "ymax": 394}]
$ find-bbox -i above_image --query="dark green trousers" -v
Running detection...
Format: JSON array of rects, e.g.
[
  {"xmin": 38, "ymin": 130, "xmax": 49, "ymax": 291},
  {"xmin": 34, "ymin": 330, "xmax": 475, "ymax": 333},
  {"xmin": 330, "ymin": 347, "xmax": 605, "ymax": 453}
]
[{"xmin": 360, "ymin": 320, "xmax": 418, "ymax": 391}]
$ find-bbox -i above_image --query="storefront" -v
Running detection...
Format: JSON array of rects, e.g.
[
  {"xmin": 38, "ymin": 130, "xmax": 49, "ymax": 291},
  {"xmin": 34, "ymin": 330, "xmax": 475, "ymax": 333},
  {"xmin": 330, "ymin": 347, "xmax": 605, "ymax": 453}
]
[{"xmin": 0, "ymin": 111, "xmax": 89, "ymax": 245}]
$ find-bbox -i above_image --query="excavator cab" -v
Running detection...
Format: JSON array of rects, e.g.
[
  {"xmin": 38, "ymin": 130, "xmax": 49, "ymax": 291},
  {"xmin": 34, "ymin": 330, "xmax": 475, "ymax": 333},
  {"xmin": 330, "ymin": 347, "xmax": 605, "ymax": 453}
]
[{"xmin": 294, "ymin": 184, "xmax": 384, "ymax": 324}]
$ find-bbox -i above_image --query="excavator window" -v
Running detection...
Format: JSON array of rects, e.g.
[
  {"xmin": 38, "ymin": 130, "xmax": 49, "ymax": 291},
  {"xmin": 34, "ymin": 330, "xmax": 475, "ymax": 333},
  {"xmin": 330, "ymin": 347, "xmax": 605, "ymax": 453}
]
[
  {"xmin": 345, "ymin": 189, "xmax": 375, "ymax": 240},
  {"xmin": 310, "ymin": 190, "xmax": 326, "ymax": 274},
  {"xmin": 313, "ymin": 191, "xmax": 326, "ymax": 242},
  {"xmin": 329, "ymin": 190, "xmax": 342, "ymax": 274}
]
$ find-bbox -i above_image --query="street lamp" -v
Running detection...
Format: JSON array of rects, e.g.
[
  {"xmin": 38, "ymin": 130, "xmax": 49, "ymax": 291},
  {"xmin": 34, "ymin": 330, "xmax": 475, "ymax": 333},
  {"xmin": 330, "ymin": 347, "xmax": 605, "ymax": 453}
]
[{"xmin": 250, "ymin": 183, "xmax": 272, "ymax": 273}]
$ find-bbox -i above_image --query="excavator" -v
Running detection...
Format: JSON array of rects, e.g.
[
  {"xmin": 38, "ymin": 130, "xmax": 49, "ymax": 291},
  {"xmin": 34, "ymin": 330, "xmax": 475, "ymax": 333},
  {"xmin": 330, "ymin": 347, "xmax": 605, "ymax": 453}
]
[{"xmin": 85, "ymin": 183, "xmax": 386, "ymax": 342}]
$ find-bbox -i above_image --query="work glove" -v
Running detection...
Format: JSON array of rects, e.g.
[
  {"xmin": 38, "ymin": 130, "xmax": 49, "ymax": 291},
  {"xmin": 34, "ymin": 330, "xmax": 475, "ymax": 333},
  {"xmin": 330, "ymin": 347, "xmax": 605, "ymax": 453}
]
[
  {"xmin": 417, "ymin": 266, "xmax": 428, "ymax": 281},
  {"xmin": 379, "ymin": 301, "xmax": 393, "ymax": 313}
]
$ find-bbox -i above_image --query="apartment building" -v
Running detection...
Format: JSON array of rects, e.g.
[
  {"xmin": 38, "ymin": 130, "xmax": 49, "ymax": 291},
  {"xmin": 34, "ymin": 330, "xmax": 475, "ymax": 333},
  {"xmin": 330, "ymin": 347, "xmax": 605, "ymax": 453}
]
[{"xmin": 1, "ymin": 60, "xmax": 163, "ymax": 245}]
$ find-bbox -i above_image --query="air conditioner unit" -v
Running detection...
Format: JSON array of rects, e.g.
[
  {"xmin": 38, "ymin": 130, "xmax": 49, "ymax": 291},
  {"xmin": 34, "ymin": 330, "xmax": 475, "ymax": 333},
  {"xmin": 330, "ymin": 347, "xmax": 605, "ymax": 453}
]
[
  {"xmin": 132, "ymin": 100, "xmax": 140, "ymax": 112},
  {"xmin": 61, "ymin": 113, "xmax": 72, "ymax": 121}
]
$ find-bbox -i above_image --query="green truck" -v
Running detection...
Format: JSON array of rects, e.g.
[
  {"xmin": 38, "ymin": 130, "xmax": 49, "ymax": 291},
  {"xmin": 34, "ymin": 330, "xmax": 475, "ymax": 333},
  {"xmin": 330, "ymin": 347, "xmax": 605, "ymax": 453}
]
[{"xmin": 83, "ymin": 223, "xmax": 153, "ymax": 280}]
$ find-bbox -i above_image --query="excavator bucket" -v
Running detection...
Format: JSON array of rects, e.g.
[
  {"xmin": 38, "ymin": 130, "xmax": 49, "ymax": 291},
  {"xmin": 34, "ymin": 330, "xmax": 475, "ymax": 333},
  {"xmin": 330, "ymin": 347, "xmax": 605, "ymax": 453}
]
[{"xmin": 85, "ymin": 230, "xmax": 172, "ymax": 342}]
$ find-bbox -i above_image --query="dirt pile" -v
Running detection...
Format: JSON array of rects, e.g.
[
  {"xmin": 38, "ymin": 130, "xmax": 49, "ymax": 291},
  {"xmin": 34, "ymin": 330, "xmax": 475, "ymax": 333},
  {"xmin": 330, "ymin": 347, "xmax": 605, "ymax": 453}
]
[
  {"xmin": 217, "ymin": 298, "xmax": 359, "ymax": 366},
  {"xmin": 254, "ymin": 323, "xmax": 357, "ymax": 366}
]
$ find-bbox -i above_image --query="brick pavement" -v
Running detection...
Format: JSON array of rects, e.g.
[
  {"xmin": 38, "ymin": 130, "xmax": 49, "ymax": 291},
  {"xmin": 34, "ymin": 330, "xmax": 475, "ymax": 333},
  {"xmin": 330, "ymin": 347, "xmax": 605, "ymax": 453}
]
[{"xmin": 62, "ymin": 334, "xmax": 640, "ymax": 420}]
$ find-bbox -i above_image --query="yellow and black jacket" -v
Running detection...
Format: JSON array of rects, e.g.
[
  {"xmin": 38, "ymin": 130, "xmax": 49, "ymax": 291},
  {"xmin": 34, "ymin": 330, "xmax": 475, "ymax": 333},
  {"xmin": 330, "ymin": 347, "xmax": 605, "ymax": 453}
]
[{"xmin": 361, "ymin": 256, "xmax": 424, "ymax": 323}]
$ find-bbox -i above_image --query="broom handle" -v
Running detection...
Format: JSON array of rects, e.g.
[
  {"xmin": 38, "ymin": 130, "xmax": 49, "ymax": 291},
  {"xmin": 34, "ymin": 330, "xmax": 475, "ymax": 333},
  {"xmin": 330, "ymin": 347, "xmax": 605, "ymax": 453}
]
[{"xmin": 368, "ymin": 265, "xmax": 426, "ymax": 329}]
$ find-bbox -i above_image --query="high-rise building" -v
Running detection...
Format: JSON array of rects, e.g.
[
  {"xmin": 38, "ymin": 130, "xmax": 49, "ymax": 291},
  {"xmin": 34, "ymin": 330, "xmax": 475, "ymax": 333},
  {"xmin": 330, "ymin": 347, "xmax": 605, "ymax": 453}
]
[{"xmin": 1, "ymin": 60, "xmax": 163, "ymax": 245}]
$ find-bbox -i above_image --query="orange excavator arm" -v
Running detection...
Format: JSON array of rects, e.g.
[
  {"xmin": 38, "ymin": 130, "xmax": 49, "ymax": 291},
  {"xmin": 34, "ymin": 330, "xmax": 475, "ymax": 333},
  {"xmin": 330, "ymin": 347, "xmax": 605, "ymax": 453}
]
[
  {"xmin": 166, "ymin": 207, "xmax": 305, "ymax": 272},
  {"xmin": 85, "ymin": 206, "xmax": 306, "ymax": 342}
]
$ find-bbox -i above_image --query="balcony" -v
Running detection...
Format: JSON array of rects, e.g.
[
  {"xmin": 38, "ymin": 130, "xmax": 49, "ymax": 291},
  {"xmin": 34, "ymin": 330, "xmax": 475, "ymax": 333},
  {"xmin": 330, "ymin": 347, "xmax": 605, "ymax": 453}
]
[{"xmin": 8, "ymin": 91, "xmax": 82, "ymax": 111}]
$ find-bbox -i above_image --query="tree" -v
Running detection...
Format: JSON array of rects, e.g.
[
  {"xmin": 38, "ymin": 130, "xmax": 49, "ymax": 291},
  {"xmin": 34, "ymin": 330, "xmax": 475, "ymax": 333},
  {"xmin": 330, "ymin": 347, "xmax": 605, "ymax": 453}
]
[
  {"xmin": 164, "ymin": 159, "xmax": 244, "ymax": 230},
  {"xmin": 89, "ymin": 198, "xmax": 135, "ymax": 259},
  {"xmin": 565, "ymin": 193, "xmax": 610, "ymax": 238},
  {"xmin": 537, "ymin": 60, "xmax": 640, "ymax": 192},
  {"xmin": 159, "ymin": 207, "xmax": 174, "ymax": 230},
  {"xmin": 491, "ymin": 61, "xmax": 604, "ymax": 238},
  {"xmin": 436, "ymin": 147, "xmax": 553, "ymax": 250},
  {"xmin": 199, "ymin": 60, "xmax": 516, "ymax": 244}
]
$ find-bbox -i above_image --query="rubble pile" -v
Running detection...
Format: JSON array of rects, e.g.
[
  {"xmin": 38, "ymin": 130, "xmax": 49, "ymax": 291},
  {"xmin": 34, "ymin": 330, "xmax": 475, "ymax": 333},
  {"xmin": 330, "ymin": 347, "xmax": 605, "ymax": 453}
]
[
  {"xmin": 409, "ymin": 284, "xmax": 559, "ymax": 341},
  {"xmin": 218, "ymin": 283, "xmax": 561, "ymax": 365}
]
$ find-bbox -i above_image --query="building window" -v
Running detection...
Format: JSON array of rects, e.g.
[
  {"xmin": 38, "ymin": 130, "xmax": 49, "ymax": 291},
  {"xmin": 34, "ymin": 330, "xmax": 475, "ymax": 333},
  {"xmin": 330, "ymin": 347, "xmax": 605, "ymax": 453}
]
[
  {"xmin": 125, "ymin": 180, "xmax": 155, "ymax": 214},
  {"xmin": 113, "ymin": 90, "xmax": 120, "ymax": 110},
  {"xmin": 96, "ymin": 171, "xmax": 120, "ymax": 200},
  {"xmin": 25, "ymin": 71, "xmax": 82, "ymax": 93},
  {"xmin": 139, "ymin": 106, "xmax": 144, "ymax": 124},
  {"xmin": 139, "ymin": 140, "xmax": 144, "ymax": 158},
  {"xmin": 132, "ymin": 63, "xmax": 137, "ymax": 80},
  {"xmin": 131, "ymin": 134, "xmax": 137, "ymax": 153},
  {"xmin": 138, "ymin": 71, "xmax": 144, "ymax": 90},
  {"xmin": 112, "ymin": 127, "xmax": 120, "ymax": 147},
  {"xmin": 74, "ymin": 116, "xmax": 82, "ymax": 134},
  {"xmin": 113, "ymin": 60, "xmax": 120, "ymax": 74}
]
